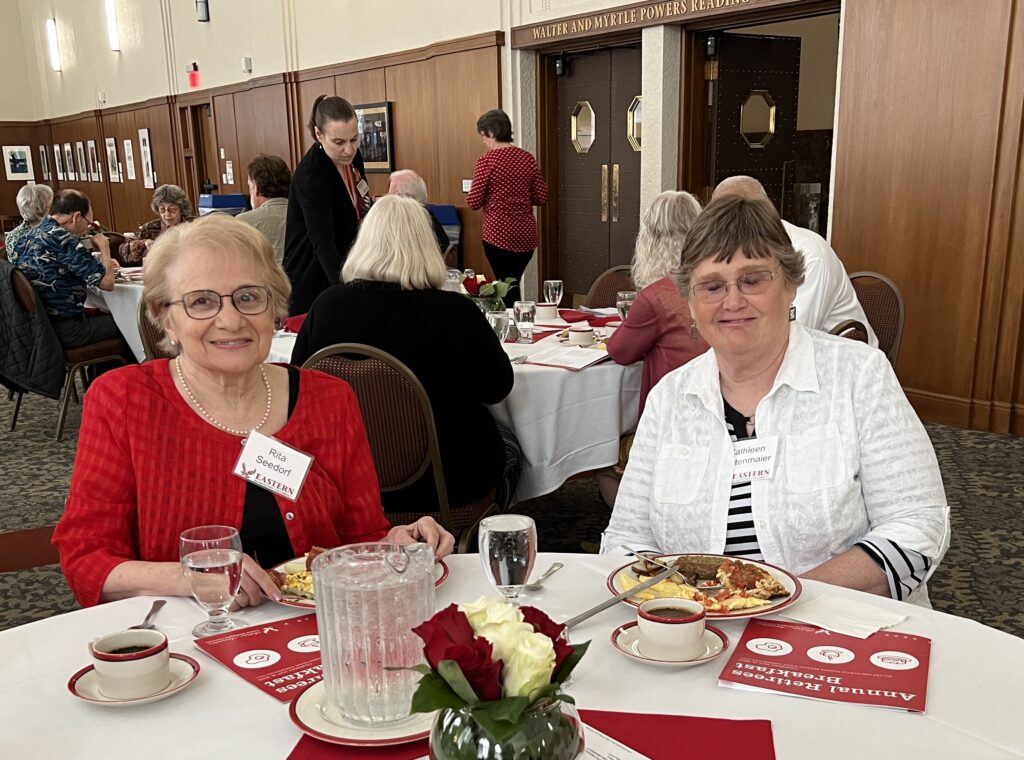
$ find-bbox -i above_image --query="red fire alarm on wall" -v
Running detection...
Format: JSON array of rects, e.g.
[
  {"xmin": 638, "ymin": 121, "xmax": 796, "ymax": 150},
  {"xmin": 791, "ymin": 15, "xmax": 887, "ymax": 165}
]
[{"xmin": 186, "ymin": 62, "xmax": 200, "ymax": 89}]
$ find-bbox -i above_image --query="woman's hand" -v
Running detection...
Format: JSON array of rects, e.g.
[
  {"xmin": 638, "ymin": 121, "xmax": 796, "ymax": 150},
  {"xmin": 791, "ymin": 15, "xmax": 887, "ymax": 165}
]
[
  {"xmin": 233, "ymin": 554, "xmax": 283, "ymax": 608},
  {"xmin": 388, "ymin": 517, "xmax": 456, "ymax": 559}
]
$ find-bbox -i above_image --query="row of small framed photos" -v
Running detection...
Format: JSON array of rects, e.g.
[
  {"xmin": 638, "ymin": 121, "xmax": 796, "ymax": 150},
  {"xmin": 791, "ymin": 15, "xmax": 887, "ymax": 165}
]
[{"xmin": 3, "ymin": 129, "xmax": 156, "ymax": 189}]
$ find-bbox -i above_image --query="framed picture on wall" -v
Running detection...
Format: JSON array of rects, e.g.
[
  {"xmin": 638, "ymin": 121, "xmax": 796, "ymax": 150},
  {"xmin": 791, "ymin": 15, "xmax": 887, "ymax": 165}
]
[
  {"xmin": 38, "ymin": 145, "xmax": 50, "ymax": 181},
  {"xmin": 138, "ymin": 128, "xmax": 155, "ymax": 189},
  {"xmin": 104, "ymin": 138, "xmax": 120, "ymax": 183},
  {"xmin": 354, "ymin": 102, "xmax": 393, "ymax": 173},
  {"xmin": 123, "ymin": 139, "xmax": 137, "ymax": 180},
  {"xmin": 3, "ymin": 146, "xmax": 34, "ymax": 181},
  {"xmin": 53, "ymin": 144, "xmax": 65, "ymax": 181},
  {"xmin": 75, "ymin": 142, "xmax": 88, "ymax": 182},
  {"xmin": 86, "ymin": 140, "xmax": 101, "ymax": 182},
  {"xmin": 63, "ymin": 143, "xmax": 76, "ymax": 181}
]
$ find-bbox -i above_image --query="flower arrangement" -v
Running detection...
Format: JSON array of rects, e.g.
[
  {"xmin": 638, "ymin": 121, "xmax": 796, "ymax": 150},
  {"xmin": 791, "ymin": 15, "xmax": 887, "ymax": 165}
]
[
  {"xmin": 463, "ymin": 273, "xmax": 516, "ymax": 298},
  {"xmin": 407, "ymin": 597, "xmax": 589, "ymax": 753}
]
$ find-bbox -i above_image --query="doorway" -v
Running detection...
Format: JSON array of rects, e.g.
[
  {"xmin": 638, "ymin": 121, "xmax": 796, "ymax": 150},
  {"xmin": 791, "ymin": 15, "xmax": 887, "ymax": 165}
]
[{"xmin": 177, "ymin": 103, "xmax": 219, "ymax": 207}]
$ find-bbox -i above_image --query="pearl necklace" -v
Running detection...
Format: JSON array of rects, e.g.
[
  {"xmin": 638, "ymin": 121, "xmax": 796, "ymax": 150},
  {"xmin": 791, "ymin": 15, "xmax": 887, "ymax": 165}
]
[{"xmin": 175, "ymin": 357, "xmax": 272, "ymax": 437}]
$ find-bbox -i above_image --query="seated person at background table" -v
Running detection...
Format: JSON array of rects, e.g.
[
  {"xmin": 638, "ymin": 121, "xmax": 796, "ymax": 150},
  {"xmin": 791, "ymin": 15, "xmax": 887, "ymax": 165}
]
[
  {"xmin": 291, "ymin": 195, "xmax": 520, "ymax": 512},
  {"xmin": 388, "ymin": 169, "xmax": 449, "ymax": 255},
  {"xmin": 601, "ymin": 196, "xmax": 949, "ymax": 606},
  {"xmin": 237, "ymin": 153, "xmax": 291, "ymax": 266},
  {"xmin": 4, "ymin": 183, "xmax": 54, "ymax": 262},
  {"xmin": 52, "ymin": 214, "xmax": 454, "ymax": 608},
  {"xmin": 117, "ymin": 183, "xmax": 194, "ymax": 265},
  {"xmin": 713, "ymin": 175, "xmax": 877, "ymax": 346},
  {"xmin": 15, "ymin": 189, "xmax": 120, "ymax": 348}
]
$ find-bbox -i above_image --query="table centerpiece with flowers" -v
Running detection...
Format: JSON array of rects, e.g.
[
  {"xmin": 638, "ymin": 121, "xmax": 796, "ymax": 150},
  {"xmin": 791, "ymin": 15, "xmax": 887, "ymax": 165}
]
[{"xmin": 463, "ymin": 274, "xmax": 516, "ymax": 312}]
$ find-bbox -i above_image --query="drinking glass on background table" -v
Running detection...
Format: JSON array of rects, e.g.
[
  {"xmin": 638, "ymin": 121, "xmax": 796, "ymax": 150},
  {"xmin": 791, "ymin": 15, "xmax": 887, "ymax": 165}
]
[
  {"xmin": 179, "ymin": 525, "xmax": 244, "ymax": 638},
  {"xmin": 486, "ymin": 309, "xmax": 511, "ymax": 342},
  {"xmin": 543, "ymin": 279, "xmax": 564, "ymax": 307},
  {"xmin": 479, "ymin": 514, "xmax": 537, "ymax": 605},
  {"xmin": 616, "ymin": 290, "xmax": 637, "ymax": 320},
  {"xmin": 513, "ymin": 300, "xmax": 537, "ymax": 344}
]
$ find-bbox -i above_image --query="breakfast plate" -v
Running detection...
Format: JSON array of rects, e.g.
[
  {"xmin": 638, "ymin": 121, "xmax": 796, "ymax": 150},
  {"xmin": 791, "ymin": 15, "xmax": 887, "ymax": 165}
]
[
  {"xmin": 68, "ymin": 653, "xmax": 200, "ymax": 706},
  {"xmin": 606, "ymin": 553, "xmax": 802, "ymax": 619},
  {"xmin": 610, "ymin": 622, "xmax": 729, "ymax": 668},
  {"xmin": 273, "ymin": 557, "xmax": 450, "ymax": 609},
  {"xmin": 289, "ymin": 681, "xmax": 434, "ymax": 746}
]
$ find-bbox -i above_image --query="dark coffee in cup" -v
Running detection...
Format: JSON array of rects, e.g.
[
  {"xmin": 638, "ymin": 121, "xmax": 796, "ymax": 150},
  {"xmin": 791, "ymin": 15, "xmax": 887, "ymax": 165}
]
[
  {"xmin": 646, "ymin": 607, "xmax": 696, "ymax": 619},
  {"xmin": 108, "ymin": 645, "xmax": 152, "ymax": 654}
]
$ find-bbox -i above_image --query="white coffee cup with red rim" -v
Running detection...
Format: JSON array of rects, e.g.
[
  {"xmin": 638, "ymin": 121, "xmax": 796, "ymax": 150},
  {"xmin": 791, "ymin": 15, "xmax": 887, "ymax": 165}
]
[
  {"xmin": 89, "ymin": 628, "xmax": 171, "ymax": 699},
  {"xmin": 636, "ymin": 598, "xmax": 706, "ymax": 660},
  {"xmin": 568, "ymin": 325, "xmax": 595, "ymax": 346},
  {"xmin": 535, "ymin": 303, "xmax": 558, "ymax": 321}
]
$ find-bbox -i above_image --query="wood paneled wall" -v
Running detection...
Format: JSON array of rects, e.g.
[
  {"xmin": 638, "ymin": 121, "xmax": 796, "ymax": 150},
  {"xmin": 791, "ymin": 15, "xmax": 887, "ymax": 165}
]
[
  {"xmin": 0, "ymin": 122, "xmax": 50, "ymax": 221},
  {"xmin": 830, "ymin": 0, "xmax": 1024, "ymax": 434}
]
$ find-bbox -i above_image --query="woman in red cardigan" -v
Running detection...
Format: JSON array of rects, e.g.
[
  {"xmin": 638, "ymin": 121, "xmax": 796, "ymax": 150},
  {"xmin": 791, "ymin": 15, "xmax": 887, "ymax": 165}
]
[{"xmin": 52, "ymin": 214, "xmax": 453, "ymax": 608}]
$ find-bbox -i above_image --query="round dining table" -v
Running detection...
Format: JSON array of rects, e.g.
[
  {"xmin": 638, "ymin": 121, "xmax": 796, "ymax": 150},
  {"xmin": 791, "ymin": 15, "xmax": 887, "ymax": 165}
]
[{"xmin": 2, "ymin": 552, "xmax": 1020, "ymax": 759}]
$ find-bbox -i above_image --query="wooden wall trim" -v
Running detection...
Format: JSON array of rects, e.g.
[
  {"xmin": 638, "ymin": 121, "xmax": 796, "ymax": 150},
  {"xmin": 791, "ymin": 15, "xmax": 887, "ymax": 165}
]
[
  {"xmin": 48, "ymin": 109, "xmax": 101, "ymax": 125},
  {"xmin": 904, "ymin": 388, "xmax": 972, "ymax": 428},
  {"xmin": 102, "ymin": 96, "xmax": 174, "ymax": 116}
]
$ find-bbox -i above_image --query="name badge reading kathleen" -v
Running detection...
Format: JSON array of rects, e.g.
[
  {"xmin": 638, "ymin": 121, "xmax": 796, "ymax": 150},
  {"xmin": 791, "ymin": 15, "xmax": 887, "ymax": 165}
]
[
  {"xmin": 233, "ymin": 430, "xmax": 313, "ymax": 502},
  {"xmin": 732, "ymin": 435, "xmax": 779, "ymax": 483}
]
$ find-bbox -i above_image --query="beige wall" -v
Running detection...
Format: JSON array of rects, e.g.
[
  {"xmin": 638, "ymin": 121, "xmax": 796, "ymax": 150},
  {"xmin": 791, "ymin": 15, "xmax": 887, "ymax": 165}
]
[{"xmin": 0, "ymin": 0, "xmax": 37, "ymax": 120}]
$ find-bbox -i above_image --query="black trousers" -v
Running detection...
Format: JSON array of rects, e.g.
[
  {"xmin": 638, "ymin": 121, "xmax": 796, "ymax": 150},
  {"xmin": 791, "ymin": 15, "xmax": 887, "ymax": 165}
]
[
  {"xmin": 52, "ymin": 313, "xmax": 121, "ymax": 348},
  {"xmin": 483, "ymin": 242, "xmax": 534, "ymax": 305}
]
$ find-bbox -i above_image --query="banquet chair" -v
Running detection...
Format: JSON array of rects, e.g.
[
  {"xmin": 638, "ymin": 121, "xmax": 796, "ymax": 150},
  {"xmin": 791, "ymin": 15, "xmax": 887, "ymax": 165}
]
[
  {"xmin": 0, "ymin": 525, "xmax": 59, "ymax": 572},
  {"xmin": 584, "ymin": 265, "xmax": 633, "ymax": 309},
  {"xmin": 300, "ymin": 343, "xmax": 497, "ymax": 553},
  {"xmin": 137, "ymin": 298, "xmax": 175, "ymax": 361},
  {"xmin": 828, "ymin": 319, "xmax": 871, "ymax": 344},
  {"xmin": 849, "ymin": 271, "xmax": 904, "ymax": 365}
]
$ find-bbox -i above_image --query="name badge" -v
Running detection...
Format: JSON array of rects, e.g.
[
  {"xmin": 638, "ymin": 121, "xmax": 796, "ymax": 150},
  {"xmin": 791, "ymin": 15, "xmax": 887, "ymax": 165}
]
[
  {"xmin": 732, "ymin": 435, "xmax": 779, "ymax": 483},
  {"xmin": 233, "ymin": 430, "xmax": 313, "ymax": 502},
  {"xmin": 356, "ymin": 179, "xmax": 369, "ymax": 196}
]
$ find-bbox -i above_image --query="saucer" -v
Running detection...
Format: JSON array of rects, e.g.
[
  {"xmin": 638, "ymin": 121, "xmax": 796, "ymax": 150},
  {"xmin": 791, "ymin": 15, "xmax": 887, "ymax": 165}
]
[
  {"xmin": 68, "ymin": 653, "xmax": 201, "ymax": 706},
  {"xmin": 289, "ymin": 681, "xmax": 434, "ymax": 746},
  {"xmin": 610, "ymin": 622, "xmax": 729, "ymax": 668}
]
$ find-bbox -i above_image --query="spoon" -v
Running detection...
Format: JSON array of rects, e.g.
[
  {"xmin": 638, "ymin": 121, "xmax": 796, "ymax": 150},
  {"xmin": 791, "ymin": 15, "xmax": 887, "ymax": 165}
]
[
  {"xmin": 523, "ymin": 562, "xmax": 564, "ymax": 591},
  {"xmin": 129, "ymin": 599, "xmax": 167, "ymax": 630}
]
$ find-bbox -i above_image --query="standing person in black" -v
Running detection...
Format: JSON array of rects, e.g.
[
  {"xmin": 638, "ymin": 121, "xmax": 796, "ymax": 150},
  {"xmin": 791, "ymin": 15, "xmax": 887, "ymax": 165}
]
[
  {"xmin": 283, "ymin": 95, "xmax": 373, "ymax": 315},
  {"xmin": 290, "ymin": 195, "xmax": 521, "ymax": 512}
]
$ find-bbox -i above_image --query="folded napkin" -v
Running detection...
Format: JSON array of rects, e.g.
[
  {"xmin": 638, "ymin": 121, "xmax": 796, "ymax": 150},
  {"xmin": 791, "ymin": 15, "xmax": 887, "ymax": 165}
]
[
  {"xmin": 282, "ymin": 313, "xmax": 308, "ymax": 333},
  {"xmin": 287, "ymin": 736, "xmax": 425, "ymax": 759},
  {"xmin": 778, "ymin": 595, "xmax": 907, "ymax": 638},
  {"xmin": 558, "ymin": 309, "xmax": 620, "ymax": 327}
]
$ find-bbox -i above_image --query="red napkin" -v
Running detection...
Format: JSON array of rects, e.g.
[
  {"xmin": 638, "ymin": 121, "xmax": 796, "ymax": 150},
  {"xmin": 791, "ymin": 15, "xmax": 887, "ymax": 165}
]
[
  {"xmin": 287, "ymin": 736, "xmax": 426, "ymax": 759},
  {"xmin": 282, "ymin": 313, "xmax": 308, "ymax": 333},
  {"xmin": 558, "ymin": 310, "xmax": 620, "ymax": 327}
]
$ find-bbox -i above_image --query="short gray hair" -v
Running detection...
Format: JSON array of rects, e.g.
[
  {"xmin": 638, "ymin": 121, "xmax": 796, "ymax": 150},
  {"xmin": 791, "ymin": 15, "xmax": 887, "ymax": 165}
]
[
  {"xmin": 631, "ymin": 190, "xmax": 702, "ymax": 289},
  {"xmin": 389, "ymin": 170, "xmax": 429, "ymax": 204},
  {"xmin": 151, "ymin": 184, "xmax": 194, "ymax": 219},
  {"xmin": 341, "ymin": 195, "xmax": 446, "ymax": 290},
  {"xmin": 712, "ymin": 175, "xmax": 771, "ymax": 203},
  {"xmin": 16, "ymin": 184, "xmax": 54, "ymax": 224}
]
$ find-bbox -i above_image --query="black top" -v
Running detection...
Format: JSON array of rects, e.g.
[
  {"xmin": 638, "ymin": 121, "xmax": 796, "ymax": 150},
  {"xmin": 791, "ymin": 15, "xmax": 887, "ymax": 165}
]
[
  {"xmin": 290, "ymin": 280, "xmax": 514, "ymax": 509},
  {"xmin": 240, "ymin": 366, "xmax": 300, "ymax": 568},
  {"xmin": 427, "ymin": 208, "xmax": 450, "ymax": 254},
  {"xmin": 283, "ymin": 144, "xmax": 368, "ymax": 316}
]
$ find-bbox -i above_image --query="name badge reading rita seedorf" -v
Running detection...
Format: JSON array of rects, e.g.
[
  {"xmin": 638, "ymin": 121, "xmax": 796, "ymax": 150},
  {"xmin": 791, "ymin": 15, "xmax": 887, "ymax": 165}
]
[
  {"xmin": 233, "ymin": 430, "xmax": 313, "ymax": 502},
  {"xmin": 732, "ymin": 435, "xmax": 779, "ymax": 483}
]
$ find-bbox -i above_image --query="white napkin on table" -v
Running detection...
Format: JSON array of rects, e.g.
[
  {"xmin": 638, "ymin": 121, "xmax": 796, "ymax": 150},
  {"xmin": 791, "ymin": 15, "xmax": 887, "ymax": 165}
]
[{"xmin": 778, "ymin": 595, "xmax": 907, "ymax": 638}]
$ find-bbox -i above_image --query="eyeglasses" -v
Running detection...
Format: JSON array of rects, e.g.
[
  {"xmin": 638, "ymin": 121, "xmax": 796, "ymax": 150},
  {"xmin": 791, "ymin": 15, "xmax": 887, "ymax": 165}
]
[
  {"xmin": 690, "ymin": 266, "xmax": 781, "ymax": 303},
  {"xmin": 168, "ymin": 286, "xmax": 272, "ymax": 320}
]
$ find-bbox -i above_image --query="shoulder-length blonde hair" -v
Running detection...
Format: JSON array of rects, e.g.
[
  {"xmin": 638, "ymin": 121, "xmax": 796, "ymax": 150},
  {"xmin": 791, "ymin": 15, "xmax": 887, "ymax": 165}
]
[
  {"xmin": 341, "ymin": 195, "xmax": 446, "ymax": 290},
  {"xmin": 631, "ymin": 191, "xmax": 702, "ymax": 289},
  {"xmin": 143, "ymin": 213, "xmax": 291, "ymax": 353}
]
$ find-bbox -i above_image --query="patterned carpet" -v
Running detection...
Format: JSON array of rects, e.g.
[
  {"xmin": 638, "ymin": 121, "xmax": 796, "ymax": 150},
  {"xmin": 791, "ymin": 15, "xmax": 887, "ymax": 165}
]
[{"xmin": 1, "ymin": 391, "xmax": 1021, "ymax": 638}]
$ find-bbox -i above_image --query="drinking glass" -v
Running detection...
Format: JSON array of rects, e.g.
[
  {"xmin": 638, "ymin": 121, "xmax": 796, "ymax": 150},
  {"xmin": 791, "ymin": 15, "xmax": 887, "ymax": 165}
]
[
  {"xmin": 179, "ymin": 525, "xmax": 244, "ymax": 638},
  {"xmin": 443, "ymin": 268, "xmax": 464, "ymax": 292},
  {"xmin": 616, "ymin": 290, "xmax": 637, "ymax": 320},
  {"xmin": 543, "ymin": 279, "xmax": 564, "ymax": 307},
  {"xmin": 486, "ymin": 310, "xmax": 511, "ymax": 342},
  {"xmin": 513, "ymin": 300, "xmax": 537, "ymax": 344},
  {"xmin": 479, "ymin": 514, "xmax": 537, "ymax": 605}
]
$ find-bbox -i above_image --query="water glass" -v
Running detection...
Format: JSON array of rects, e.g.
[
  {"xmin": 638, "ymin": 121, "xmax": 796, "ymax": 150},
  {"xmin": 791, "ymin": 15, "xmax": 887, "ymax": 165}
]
[
  {"xmin": 443, "ymin": 268, "xmax": 463, "ymax": 292},
  {"xmin": 479, "ymin": 514, "xmax": 538, "ymax": 604},
  {"xmin": 513, "ymin": 300, "xmax": 537, "ymax": 343},
  {"xmin": 486, "ymin": 310, "xmax": 511, "ymax": 342},
  {"xmin": 179, "ymin": 525, "xmax": 244, "ymax": 638},
  {"xmin": 616, "ymin": 290, "xmax": 637, "ymax": 320},
  {"xmin": 313, "ymin": 543, "xmax": 435, "ymax": 727},
  {"xmin": 543, "ymin": 279, "xmax": 564, "ymax": 307}
]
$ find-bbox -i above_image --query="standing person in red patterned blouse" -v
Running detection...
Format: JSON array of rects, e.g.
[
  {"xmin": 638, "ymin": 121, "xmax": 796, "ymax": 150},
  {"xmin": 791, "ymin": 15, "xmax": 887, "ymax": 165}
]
[{"xmin": 467, "ymin": 109, "xmax": 548, "ymax": 304}]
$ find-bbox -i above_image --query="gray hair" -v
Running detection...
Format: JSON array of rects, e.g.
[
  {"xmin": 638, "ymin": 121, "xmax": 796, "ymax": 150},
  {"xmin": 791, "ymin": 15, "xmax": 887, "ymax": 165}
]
[
  {"xmin": 341, "ymin": 195, "xmax": 446, "ymax": 290},
  {"xmin": 712, "ymin": 175, "xmax": 771, "ymax": 203},
  {"xmin": 16, "ymin": 184, "xmax": 54, "ymax": 224},
  {"xmin": 631, "ymin": 190, "xmax": 702, "ymax": 289},
  {"xmin": 388, "ymin": 170, "xmax": 429, "ymax": 204},
  {"xmin": 151, "ymin": 184, "xmax": 194, "ymax": 219}
]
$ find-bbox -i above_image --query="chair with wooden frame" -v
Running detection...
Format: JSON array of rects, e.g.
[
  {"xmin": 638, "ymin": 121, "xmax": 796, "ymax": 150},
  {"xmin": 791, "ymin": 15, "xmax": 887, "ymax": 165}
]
[
  {"xmin": 137, "ymin": 298, "xmax": 176, "ymax": 361},
  {"xmin": 584, "ymin": 265, "xmax": 633, "ymax": 309},
  {"xmin": 301, "ymin": 343, "xmax": 497, "ymax": 553},
  {"xmin": 828, "ymin": 319, "xmax": 871, "ymax": 344},
  {"xmin": 0, "ymin": 525, "xmax": 60, "ymax": 572},
  {"xmin": 849, "ymin": 271, "xmax": 905, "ymax": 364}
]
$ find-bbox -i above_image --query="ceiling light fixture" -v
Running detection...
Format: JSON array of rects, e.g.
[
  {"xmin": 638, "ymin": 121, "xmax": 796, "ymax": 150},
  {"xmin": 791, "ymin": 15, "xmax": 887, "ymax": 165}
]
[
  {"xmin": 45, "ymin": 18, "xmax": 61, "ymax": 72},
  {"xmin": 105, "ymin": 0, "xmax": 121, "ymax": 51}
]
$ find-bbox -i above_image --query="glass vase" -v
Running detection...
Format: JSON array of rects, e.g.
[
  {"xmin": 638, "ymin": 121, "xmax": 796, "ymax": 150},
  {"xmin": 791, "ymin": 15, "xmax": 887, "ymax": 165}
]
[
  {"xmin": 429, "ymin": 698, "xmax": 583, "ymax": 760},
  {"xmin": 469, "ymin": 295, "xmax": 506, "ymax": 313}
]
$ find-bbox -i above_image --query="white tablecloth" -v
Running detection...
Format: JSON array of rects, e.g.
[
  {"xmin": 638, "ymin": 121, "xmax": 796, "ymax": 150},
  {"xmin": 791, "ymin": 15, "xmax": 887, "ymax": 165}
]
[
  {"xmin": 86, "ymin": 282, "xmax": 146, "ymax": 362},
  {"xmin": 2, "ymin": 553, "xmax": 1020, "ymax": 759},
  {"xmin": 269, "ymin": 332, "xmax": 642, "ymax": 503}
]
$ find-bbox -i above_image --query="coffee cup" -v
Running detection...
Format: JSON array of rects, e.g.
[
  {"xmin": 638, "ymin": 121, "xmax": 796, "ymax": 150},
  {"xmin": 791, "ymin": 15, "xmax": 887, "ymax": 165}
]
[
  {"xmin": 636, "ymin": 598, "xmax": 706, "ymax": 661},
  {"xmin": 535, "ymin": 302, "xmax": 558, "ymax": 321},
  {"xmin": 568, "ymin": 326, "xmax": 595, "ymax": 346},
  {"xmin": 89, "ymin": 629, "xmax": 171, "ymax": 699}
]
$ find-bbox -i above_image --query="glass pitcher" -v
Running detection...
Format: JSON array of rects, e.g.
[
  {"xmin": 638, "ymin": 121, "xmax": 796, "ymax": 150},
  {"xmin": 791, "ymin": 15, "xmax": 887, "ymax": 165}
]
[{"xmin": 312, "ymin": 542, "xmax": 435, "ymax": 726}]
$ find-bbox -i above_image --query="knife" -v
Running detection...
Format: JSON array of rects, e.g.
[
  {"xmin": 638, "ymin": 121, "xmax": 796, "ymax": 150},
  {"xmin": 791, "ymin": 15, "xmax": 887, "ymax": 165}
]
[{"xmin": 563, "ymin": 563, "xmax": 678, "ymax": 630}]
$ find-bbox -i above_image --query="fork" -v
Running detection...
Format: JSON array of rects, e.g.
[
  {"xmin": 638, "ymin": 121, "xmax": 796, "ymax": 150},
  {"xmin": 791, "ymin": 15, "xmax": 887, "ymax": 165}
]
[
  {"xmin": 523, "ymin": 562, "xmax": 564, "ymax": 591},
  {"xmin": 129, "ymin": 599, "xmax": 166, "ymax": 630},
  {"xmin": 621, "ymin": 546, "xmax": 724, "ymax": 592}
]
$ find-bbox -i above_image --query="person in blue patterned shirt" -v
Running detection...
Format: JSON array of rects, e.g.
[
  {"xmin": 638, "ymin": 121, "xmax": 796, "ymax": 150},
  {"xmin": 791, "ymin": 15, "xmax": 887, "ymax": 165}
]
[{"xmin": 16, "ymin": 189, "xmax": 121, "ymax": 348}]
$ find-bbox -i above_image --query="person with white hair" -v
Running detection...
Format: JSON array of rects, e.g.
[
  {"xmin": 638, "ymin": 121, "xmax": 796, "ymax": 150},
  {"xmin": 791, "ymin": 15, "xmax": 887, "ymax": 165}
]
[
  {"xmin": 388, "ymin": 169, "xmax": 449, "ymax": 254},
  {"xmin": 713, "ymin": 176, "xmax": 877, "ymax": 346},
  {"xmin": 5, "ymin": 184, "xmax": 55, "ymax": 262}
]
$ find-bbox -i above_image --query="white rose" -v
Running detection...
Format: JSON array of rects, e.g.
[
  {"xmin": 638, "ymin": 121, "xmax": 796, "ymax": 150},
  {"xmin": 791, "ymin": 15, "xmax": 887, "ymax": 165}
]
[
  {"xmin": 459, "ymin": 597, "xmax": 532, "ymax": 664},
  {"xmin": 503, "ymin": 631, "xmax": 556, "ymax": 699}
]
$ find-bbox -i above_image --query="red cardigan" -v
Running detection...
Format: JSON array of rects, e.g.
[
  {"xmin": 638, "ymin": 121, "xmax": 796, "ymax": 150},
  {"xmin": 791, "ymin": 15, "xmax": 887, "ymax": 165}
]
[
  {"xmin": 466, "ymin": 146, "xmax": 548, "ymax": 252},
  {"xmin": 53, "ymin": 360, "xmax": 390, "ymax": 606}
]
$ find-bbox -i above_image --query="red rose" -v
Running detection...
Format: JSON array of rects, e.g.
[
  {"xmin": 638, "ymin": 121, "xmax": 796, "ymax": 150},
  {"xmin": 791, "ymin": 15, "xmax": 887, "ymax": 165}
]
[
  {"xmin": 463, "ymin": 275, "xmax": 480, "ymax": 295},
  {"xmin": 521, "ymin": 606, "xmax": 573, "ymax": 672},
  {"xmin": 447, "ymin": 638, "xmax": 503, "ymax": 702},
  {"xmin": 412, "ymin": 604, "xmax": 475, "ymax": 671}
]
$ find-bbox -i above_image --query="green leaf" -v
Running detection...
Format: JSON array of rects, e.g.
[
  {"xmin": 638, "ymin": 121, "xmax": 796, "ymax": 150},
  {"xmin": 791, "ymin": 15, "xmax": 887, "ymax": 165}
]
[
  {"xmin": 409, "ymin": 671, "xmax": 466, "ymax": 714},
  {"xmin": 438, "ymin": 660, "xmax": 481, "ymax": 705},
  {"xmin": 384, "ymin": 664, "xmax": 432, "ymax": 675},
  {"xmin": 470, "ymin": 697, "xmax": 530, "ymax": 742},
  {"xmin": 553, "ymin": 639, "xmax": 591, "ymax": 685}
]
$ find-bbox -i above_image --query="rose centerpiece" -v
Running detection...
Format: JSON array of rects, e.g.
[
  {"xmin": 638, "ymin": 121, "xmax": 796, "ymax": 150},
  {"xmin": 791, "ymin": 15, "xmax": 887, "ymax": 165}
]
[
  {"xmin": 406, "ymin": 597, "xmax": 589, "ymax": 760},
  {"xmin": 464, "ymin": 274, "xmax": 516, "ymax": 313}
]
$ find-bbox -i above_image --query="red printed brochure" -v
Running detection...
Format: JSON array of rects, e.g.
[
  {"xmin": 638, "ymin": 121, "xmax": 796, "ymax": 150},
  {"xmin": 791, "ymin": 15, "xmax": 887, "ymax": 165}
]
[
  {"xmin": 194, "ymin": 614, "xmax": 322, "ymax": 702},
  {"xmin": 718, "ymin": 619, "xmax": 930, "ymax": 712}
]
